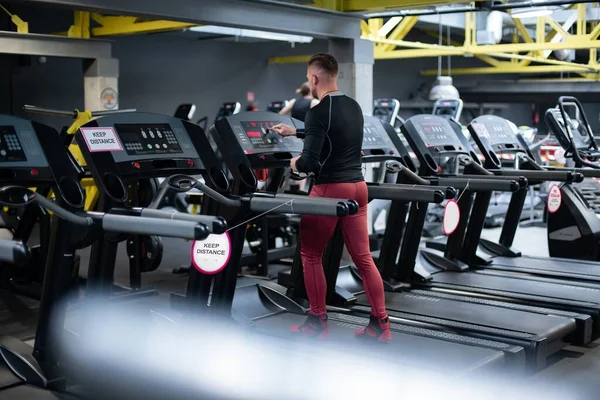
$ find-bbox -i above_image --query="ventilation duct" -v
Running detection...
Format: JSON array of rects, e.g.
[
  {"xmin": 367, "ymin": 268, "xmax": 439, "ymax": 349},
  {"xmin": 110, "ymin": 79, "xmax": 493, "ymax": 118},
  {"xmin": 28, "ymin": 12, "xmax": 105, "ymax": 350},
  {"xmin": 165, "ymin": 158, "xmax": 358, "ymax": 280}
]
[{"xmin": 476, "ymin": 11, "xmax": 512, "ymax": 45}]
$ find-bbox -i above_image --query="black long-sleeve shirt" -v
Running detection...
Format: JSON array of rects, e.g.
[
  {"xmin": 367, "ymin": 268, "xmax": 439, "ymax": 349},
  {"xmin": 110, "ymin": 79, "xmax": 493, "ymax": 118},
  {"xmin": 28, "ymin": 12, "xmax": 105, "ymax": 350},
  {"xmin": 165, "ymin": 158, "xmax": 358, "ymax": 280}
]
[{"xmin": 295, "ymin": 93, "xmax": 364, "ymax": 185}]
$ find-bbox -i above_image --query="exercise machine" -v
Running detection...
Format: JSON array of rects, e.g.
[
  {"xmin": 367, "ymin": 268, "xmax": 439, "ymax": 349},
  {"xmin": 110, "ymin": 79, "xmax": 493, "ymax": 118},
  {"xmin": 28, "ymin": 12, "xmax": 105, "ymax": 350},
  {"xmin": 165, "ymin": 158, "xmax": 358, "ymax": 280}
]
[
  {"xmin": 266, "ymin": 101, "xmax": 288, "ymax": 113},
  {"xmin": 181, "ymin": 111, "xmax": 517, "ymax": 374},
  {"xmin": 432, "ymin": 98, "xmax": 464, "ymax": 122},
  {"xmin": 173, "ymin": 104, "xmax": 196, "ymax": 121},
  {"xmin": 0, "ymin": 114, "xmax": 220, "ymax": 395},
  {"xmin": 545, "ymin": 96, "xmax": 600, "ymax": 260},
  {"xmin": 283, "ymin": 115, "xmax": 580, "ymax": 370},
  {"xmin": 394, "ymin": 114, "xmax": 600, "ymax": 339}
]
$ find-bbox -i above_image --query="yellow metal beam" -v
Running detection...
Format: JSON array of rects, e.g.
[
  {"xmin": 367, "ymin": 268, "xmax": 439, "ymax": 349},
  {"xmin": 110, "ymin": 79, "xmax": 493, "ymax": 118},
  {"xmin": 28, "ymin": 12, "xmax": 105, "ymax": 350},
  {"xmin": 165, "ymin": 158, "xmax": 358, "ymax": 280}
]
[
  {"xmin": 91, "ymin": 14, "xmax": 198, "ymax": 37},
  {"xmin": 512, "ymin": 18, "xmax": 534, "ymax": 44},
  {"xmin": 577, "ymin": 3, "xmax": 587, "ymax": 35},
  {"xmin": 544, "ymin": 15, "xmax": 571, "ymax": 40},
  {"xmin": 0, "ymin": 4, "xmax": 28, "ymax": 33},
  {"xmin": 268, "ymin": 55, "xmax": 311, "ymax": 65},
  {"xmin": 67, "ymin": 11, "xmax": 90, "ymax": 39},
  {"xmin": 378, "ymin": 17, "xmax": 403, "ymax": 37},
  {"xmin": 419, "ymin": 28, "xmax": 500, "ymax": 67},
  {"xmin": 378, "ymin": 16, "xmax": 418, "ymax": 52},
  {"xmin": 590, "ymin": 22, "xmax": 600, "ymax": 40},
  {"xmin": 373, "ymin": 38, "xmax": 600, "ymax": 59},
  {"xmin": 420, "ymin": 65, "xmax": 600, "ymax": 76}
]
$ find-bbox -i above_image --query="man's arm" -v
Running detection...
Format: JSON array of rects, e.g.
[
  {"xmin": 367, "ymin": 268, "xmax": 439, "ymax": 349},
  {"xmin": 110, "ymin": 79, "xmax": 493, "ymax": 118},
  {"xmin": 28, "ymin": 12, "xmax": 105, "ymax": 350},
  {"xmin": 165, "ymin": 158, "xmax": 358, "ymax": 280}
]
[
  {"xmin": 295, "ymin": 102, "xmax": 328, "ymax": 173},
  {"xmin": 279, "ymin": 99, "xmax": 295, "ymax": 115}
]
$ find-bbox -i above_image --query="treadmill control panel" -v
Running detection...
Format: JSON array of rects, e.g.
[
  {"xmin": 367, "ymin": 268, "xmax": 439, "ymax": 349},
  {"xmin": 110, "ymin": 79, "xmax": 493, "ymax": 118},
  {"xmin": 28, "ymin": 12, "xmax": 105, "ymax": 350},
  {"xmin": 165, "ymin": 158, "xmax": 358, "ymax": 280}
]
[
  {"xmin": 373, "ymin": 99, "xmax": 400, "ymax": 125},
  {"xmin": 0, "ymin": 115, "xmax": 78, "ymax": 187},
  {"xmin": 0, "ymin": 126, "xmax": 27, "ymax": 162},
  {"xmin": 401, "ymin": 115, "xmax": 475, "ymax": 175},
  {"xmin": 76, "ymin": 113, "xmax": 225, "ymax": 202},
  {"xmin": 469, "ymin": 115, "xmax": 522, "ymax": 149},
  {"xmin": 115, "ymin": 124, "xmax": 183, "ymax": 156},
  {"xmin": 240, "ymin": 121, "xmax": 283, "ymax": 148},
  {"xmin": 212, "ymin": 112, "xmax": 304, "ymax": 169},
  {"xmin": 216, "ymin": 102, "xmax": 241, "ymax": 122}
]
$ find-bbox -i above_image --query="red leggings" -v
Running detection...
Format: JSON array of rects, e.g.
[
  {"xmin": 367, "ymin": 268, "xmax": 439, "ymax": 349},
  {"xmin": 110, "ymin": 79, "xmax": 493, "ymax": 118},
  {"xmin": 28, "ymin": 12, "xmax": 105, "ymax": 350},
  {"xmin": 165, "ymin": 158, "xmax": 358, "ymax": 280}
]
[{"xmin": 300, "ymin": 181, "xmax": 388, "ymax": 320}]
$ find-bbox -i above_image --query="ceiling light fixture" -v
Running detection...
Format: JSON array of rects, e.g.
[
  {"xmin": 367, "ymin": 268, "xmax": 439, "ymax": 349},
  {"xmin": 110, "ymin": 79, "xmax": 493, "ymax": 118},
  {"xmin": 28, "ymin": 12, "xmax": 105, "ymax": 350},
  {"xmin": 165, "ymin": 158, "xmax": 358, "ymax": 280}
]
[{"xmin": 189, "ymin": 25, "xmax": 313, "ymax": 43}]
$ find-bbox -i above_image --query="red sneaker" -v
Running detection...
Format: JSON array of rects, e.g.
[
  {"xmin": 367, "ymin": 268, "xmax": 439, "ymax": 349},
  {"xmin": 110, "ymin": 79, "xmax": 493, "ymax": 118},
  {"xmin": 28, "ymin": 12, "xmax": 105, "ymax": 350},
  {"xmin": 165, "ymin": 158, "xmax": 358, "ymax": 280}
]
[
  {"xmin": 355, "ymin": 315, "xmax": 392, "ymax": 343},
  {"xmin": 289, "ymin": 314, "xmax": 329, "ymax": 339}
]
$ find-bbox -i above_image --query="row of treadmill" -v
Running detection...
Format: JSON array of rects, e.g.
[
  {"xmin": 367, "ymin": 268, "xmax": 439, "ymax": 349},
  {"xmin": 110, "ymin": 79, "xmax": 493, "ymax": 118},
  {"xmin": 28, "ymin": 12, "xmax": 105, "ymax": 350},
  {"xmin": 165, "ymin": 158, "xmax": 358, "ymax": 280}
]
[{"xmin": 0, "ymin": 95, "xmax": 599, "ymax": 398}]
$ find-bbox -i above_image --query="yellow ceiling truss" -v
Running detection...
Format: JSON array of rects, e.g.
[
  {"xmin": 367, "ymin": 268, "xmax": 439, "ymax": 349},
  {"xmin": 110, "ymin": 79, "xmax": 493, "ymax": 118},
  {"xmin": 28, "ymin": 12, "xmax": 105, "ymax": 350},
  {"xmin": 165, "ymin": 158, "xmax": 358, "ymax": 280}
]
[
  {"xmin": 270, "ymin": 4, "xmax": 600, "ymax": 80},
  {"xmin": 0, "ymin": 3, "xmax": 28, "ymax": 33},
  {"xmin": 55, "ymin": 11, "xmax": 198, "ymax": 38}
]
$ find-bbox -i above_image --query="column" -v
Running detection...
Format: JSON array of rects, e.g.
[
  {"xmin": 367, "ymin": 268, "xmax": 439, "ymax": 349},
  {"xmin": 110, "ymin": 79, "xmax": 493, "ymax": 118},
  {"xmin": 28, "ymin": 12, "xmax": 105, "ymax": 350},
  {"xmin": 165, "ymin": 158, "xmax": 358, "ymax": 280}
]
[
  {"xmin": 329, "ymin": 39, "xmax": 377, "ymax": 251},
  {"xmin": 328, "ymin": 38, "xmax": 374, "ymax": 116},
  {"xmin": 83, "ymin": 58, "xmax": 119, "ymax": 111}
]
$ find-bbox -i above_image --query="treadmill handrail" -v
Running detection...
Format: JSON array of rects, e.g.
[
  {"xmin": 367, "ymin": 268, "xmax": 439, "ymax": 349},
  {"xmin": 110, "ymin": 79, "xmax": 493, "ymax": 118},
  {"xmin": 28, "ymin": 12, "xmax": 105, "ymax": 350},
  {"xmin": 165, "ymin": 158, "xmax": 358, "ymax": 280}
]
[
  {"xmin": 34, "ymin": 194, "xmax": 210, "ymax": 240},
  {"xmin": 434, "ymin": 177, "xmax": 520, "ymax": 192},
  {"xmin": 110, "ymin": 207, "xmax": 228, "ymax": 234},
  {"xmin": 459, "ymin": 174, "xmax": 528, "ymax": 189},
  {"xmin": 368, "ymin": 183, "xmax": 447, "ymax": 203},
  {"xmin": 489, "ymin": 169, "xmax": 580, "ymax": 183},
  {"xmin": 247, "ymin": 195, "xmax": 351, "ymax": 217}
]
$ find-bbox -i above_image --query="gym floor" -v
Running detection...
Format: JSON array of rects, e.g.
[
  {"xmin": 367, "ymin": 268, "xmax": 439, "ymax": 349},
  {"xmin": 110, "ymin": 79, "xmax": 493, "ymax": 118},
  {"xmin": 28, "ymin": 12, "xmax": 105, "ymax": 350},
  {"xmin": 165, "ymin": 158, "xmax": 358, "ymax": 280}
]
[{"xmin": 4, "ymin": 226, "xmax": 600, "ymax": 398}]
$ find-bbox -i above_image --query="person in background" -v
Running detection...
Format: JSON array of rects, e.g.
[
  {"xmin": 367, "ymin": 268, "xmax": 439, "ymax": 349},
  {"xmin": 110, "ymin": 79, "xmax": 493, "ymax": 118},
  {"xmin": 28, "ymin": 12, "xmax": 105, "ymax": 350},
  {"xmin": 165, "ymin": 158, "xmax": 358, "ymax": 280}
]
[
  {"xmin": 279, "ymin": 82, "xmax": 320, "ymax": 122},
  {"xmin": 272, "ymin": 53, "xmax": 391, "ymax": 343}
]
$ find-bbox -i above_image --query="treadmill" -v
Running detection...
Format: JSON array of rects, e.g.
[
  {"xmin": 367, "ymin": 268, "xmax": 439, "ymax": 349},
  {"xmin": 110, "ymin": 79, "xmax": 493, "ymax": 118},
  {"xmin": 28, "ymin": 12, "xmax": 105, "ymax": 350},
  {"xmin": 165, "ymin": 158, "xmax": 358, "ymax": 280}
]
[
  {"xmin": 266, "ymin": 101, "xmax": 288, "ymax": 113},
  {"xmin": 395, "ymin": 114, "xmax": 600, "ymax": 338},
  {"xmin": 545, "ymin": 96, "xmax": 600, "ymax": 261},
  {"xmin": 432, "ymin": 98, "xmax": 464, "ymax": 122},
  {"xmin": 455, "ymin": 113, "xmax": 600, "ymax": 285},
  {"xmin": 283, "ymin": 115, "xmax": 580, "ymax": 371},
  {"xmin": 184, "ymin": 111, "xmax": 513, "ymax": 374}
]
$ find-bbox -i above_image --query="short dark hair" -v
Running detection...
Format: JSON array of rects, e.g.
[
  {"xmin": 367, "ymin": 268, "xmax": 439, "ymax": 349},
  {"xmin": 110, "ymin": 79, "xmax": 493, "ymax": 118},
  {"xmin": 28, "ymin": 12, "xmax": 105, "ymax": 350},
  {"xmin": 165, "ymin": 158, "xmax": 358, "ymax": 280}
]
[{"xmin": 308, "ymin": 53, "xmax": 338, "ymax": 77}]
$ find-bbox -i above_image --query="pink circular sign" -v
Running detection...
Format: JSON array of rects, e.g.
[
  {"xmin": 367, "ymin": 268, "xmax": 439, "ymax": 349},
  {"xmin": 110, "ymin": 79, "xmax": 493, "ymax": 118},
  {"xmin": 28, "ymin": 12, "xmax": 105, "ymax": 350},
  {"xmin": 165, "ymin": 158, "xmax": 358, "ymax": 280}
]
[
  {"xmin": 547, "ymin": 184, "xmax": 562, "ymax": 214},
  {"xmin": 442, "ymin": 200, "xmax": 461, "ymax": 236},
  {"xmin": 190, "ymin": 232, "xmax": 232, "ymax": 275}
]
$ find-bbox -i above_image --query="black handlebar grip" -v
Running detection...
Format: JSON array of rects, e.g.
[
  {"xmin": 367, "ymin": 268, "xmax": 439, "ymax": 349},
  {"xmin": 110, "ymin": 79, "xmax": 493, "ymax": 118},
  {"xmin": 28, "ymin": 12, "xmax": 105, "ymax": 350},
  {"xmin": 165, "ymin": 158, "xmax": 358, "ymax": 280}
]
[
  {"xmin": 574, "ymin": 172, "xmax": 585, "ymax": 183},
  {"xmin": 212, "ymin": 217, "xmax": 228, "ymax": 235},
  {"xmin": 346, "ymin": 200, "xmax": 359, "ymax": 215},
  {"xmin": 194, "ymin": 224, "xmax": 210, "ymax": 241},
  {"xmin": 445, "ymin": 187, "xmax": 457, "ymax": 199}
]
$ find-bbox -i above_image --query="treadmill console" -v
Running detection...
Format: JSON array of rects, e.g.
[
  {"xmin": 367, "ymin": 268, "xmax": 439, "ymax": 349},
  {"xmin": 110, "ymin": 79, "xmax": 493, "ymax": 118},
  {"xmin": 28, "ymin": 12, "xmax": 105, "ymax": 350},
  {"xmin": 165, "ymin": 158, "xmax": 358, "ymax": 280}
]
[
  {"xmin": 432, "ymin": 99, "xmax": 463, "ymax": 121},
  {"xmin": 401, "ymin": 115, "xmax": 477, "ymax": 175},
  {"xmin": 0, "ymin": 115, "xmax": 83, "ymax": 205},
  {"xmin": 76, "ymin": 112, "xmax": 226, "ymax": 202},
  {"xmin": 215, "ymin": 102, "xmax": 241, "ymax": 122},
  {"xmin": 362, "ymin": 115, "xmax": 408, "ymax": 159},
  {"xmin": 545, "ymin": 108, "xmax": 593, "ymax": 151},
  {"xmin": 373, "ymin": 99, "xmax": 400, "ymax": 125},
  {"xmin": 266, "ymin": 101, "xmax": 287, "ymax": 114},
  {"xmin": 468, "ymin": 115, "xmax": 524, "ymax": 168}
]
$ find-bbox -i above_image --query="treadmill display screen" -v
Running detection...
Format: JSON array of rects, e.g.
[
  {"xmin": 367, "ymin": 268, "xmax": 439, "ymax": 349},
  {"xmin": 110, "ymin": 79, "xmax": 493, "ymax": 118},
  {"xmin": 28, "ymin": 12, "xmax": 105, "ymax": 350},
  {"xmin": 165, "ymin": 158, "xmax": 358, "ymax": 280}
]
[
  {"xmin": 415, "ymin": 121, "xmax": 456, "ymax": 146},
  {"xmin": 114, "ymin": 124, "xmax": 183, "ymax": 156},
  {"xmin": 0, "ymin": 126, "xmax": 26, "ymax": 162},
  {"xmin": 373, "ymin": 107, "xmax": 393, "ymax": 124},
  {"xmin": 241, "ymin": 121, "xmax": 280, "ymax": 148},
  {"xmin": 554, "ymin": 113, "xmax": 591, "ymax": 149},
  {"xmin": 216, "ymin": 103, "xmax": 237, "ymax": 121},
  {"xmin": 363, "ymin": 122, "xmax": 389, "ymax": 147}
]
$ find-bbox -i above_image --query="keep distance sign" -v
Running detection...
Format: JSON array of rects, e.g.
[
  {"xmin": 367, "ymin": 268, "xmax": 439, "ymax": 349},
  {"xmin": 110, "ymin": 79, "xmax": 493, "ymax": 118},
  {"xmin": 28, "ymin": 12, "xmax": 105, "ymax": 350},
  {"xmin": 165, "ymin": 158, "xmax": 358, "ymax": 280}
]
[
  {"xmin": 547, "ymin": 184, "xmax": 562, "ymax": 214},
  {"xmin": 443, "ymin": 200, "xmax": 461, "ymax": 236},
  {"xmin": 80, "ymin": 127, "xmax": 123, "ymax": 152},
  {"xmin": 191, "ymin": 232, "xmax": 231, "ymax": 275}
]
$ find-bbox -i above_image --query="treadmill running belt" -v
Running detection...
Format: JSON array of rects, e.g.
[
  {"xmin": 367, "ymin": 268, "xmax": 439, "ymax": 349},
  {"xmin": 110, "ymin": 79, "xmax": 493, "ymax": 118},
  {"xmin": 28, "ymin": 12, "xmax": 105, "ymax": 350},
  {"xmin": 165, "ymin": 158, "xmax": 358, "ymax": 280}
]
[
  {"xmin": 489, "ymin": 257, "xmax": 600, "ymax": 281},
  {"xmin": 432, "ymin": 272, "xmax": 600, "ymax": 305},
  {"xmin": 355, "ymin": 292, "xmax": 574, "ymax": 338},
  {"xmin": 252, "ymin": 313, "xmax": 505, "ymax": 374},
  {"xmin": 0, "ymin": 385, "xmax": 78, "ymax": 399}
]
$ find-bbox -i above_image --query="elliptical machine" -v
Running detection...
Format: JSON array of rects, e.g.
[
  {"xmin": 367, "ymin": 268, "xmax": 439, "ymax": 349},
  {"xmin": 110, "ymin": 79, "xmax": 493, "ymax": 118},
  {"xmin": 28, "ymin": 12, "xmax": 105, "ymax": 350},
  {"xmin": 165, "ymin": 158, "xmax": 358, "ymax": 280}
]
[{"xmin": 544, "ymin": 96, "xmax": 600, "ymax": 260}]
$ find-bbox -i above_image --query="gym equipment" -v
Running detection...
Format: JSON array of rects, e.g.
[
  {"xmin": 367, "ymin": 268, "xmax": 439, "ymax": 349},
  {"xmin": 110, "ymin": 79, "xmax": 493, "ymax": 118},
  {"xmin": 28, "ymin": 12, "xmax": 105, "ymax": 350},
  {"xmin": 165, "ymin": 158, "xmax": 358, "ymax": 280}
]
[
  {"xmin": 266, "ymin": 100, "xmax": 288, "ymax": 113},
  {"xmin": 282, "ymin": 115, "xmax": 580, "ymax": 370},
  {"xmin": 173, "ymin": 103, "xmax": 196, "ymax": 121},
  {"xmin": 391, "ymin": 114, "xmax": 600, "ymax": 340},
  {"xmin": 181, "ymin": 111, "xmax": 517, "ymax": 374},
  {"xmin": 20, "ymin": 105, "xmax": 162, "ymax": 298},
  {"xmin": 373, "ymin": 98, "xmax": 402, "ymax": 131},
  {"xmin": 0, "ymin": 114, "xmax": 225, "ymax": 394},
  {"xmin": 73, "ymin": 112, "xmax": 229, "ymax": 299},
  {"xmin": 433, "ymin": 98, "xmax": 464, "ymax": 122},
  {"xmin": 545, "ymin": 96, "xmax": 600, "ymax": 261},
  {"xmin": 440, "ymin": 114, "xmax": 600, "ymax": 286}
]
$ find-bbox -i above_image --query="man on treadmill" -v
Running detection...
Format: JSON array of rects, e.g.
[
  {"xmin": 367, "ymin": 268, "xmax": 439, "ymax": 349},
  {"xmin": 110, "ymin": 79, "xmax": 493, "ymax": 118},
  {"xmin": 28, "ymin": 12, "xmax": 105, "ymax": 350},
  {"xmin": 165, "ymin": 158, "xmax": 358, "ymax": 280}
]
[{"xmin": 272, "ymin": 53, "xmax": 391, "ymax": 342}]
